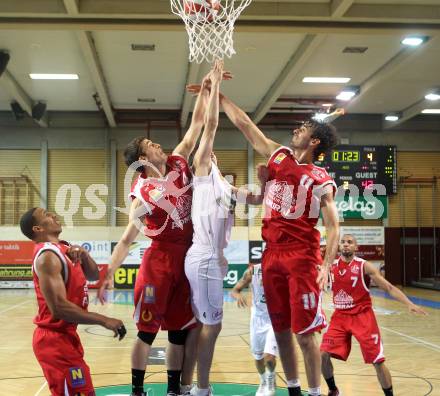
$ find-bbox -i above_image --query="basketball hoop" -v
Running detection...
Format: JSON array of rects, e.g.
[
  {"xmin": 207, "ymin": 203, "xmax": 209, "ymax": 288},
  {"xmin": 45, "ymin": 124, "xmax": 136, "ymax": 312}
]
[{"xmin": 170, "ymin": 0, "xmax": 252, "ymax": 63}]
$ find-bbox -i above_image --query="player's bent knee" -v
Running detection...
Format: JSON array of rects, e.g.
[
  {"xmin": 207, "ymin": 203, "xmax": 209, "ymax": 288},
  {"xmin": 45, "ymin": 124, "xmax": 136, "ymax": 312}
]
[
  {"xmin": 168, "ymin": 330, "xmax": 189, "ymax": 345},
  {"xmin": 264, "ymin": 353, "xmax": 276, "ymax": 362},
  {"xmin": 253, "ymin": 352, "xmax": 264, "ymax": 360},
  {"xmin": 295, "ymin": 332, "xmax": 315, "ymax": 348},
  {"xmin": 137, "ymin": 331, "xmax": 157, "ymax": 345}
]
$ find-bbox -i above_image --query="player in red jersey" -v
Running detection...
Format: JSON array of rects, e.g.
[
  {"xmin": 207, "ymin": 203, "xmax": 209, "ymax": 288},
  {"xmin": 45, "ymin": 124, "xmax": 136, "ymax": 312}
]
[
  {"xmin": 98, "ymin": 68, "xmax": 231, "ymax": 396},
  {"xmin": 188, "ymin": 81, "xmax": 341, "ymax": 396},
  {"xmin": 20, "ymin": 207, "xmax": 125, "ymax": 396},
  {"xmin": 321, "ymin": 234, "xmax": 427, "ymax": 396}
]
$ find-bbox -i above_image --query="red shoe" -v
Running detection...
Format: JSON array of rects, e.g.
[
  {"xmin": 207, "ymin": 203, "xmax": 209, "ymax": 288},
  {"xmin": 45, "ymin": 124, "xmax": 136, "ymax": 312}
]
[{"xmin": 328, "ymin": 389, "xmax": 340, "ymax": 396}]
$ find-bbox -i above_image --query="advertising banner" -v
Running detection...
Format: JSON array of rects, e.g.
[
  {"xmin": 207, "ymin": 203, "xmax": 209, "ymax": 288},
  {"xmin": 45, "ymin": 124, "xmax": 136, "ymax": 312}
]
[
  {"xmin": 71, "ymin": 241, "xmax": 111, "ymax": 264},
  {"xmin": 224, "ymin": 240, "xmax": 249, "ymax": 264},
  {"xmin": 0, "ymin": 264, "xmax": 32, "ymax": 281},
  {"xmin": 111, "ymin": 241, "xmax": 151, "ymax": 265},
  {"xmin": 318, "ymin": 226, "xmax": 384, "ymax": 246},
  {"xmin": 0, "ymin": 241, "xmax": 34, "ymax": 265},
  {"xmin": 335, "ymin": 196, "xmax": 387, "ymax": 219},
  {"xmin": 223, "ymin": 264, "xmax": 248, "ymax": 288},
  {"xmin": 249, "ymin": 241, "xmax": 266, "ymax": 264},
  {"xmin": 113, "ymin": 262, "xmax": 248, "ymax": 289},
  {"xmin": 114, "ymin": 264, "xmax": 140, "ymax": 289}
]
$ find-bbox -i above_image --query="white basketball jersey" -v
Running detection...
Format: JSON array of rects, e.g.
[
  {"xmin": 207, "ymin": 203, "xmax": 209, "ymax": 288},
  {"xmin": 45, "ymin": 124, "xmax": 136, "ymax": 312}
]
[
  {"xmin": 191, "ymin": 162, "xmax": 234, "ymax": 251},
  {"xmin": 251, "ymin": 264, "xmax": 270, "ymax": 318}
]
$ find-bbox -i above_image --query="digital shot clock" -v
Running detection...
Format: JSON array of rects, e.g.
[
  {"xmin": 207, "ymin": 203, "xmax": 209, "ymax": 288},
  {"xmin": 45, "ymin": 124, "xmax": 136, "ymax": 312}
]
[{"xmin": 314, "ymin": 145, "xmax": 397, "ymax": 194}]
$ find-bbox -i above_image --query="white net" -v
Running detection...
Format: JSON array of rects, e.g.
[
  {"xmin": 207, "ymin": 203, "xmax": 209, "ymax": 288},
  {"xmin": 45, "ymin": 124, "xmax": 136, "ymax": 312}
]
[{"xmin": 170, "ymin": 0, "xmax": 252, "ymax": 63}]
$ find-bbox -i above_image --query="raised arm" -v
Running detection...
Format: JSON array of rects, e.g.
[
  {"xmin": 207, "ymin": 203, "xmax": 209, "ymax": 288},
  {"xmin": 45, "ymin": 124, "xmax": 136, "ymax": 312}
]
[
  {"xmin": 193, "ymin": 60, "xmax": 223, "ymax": 177},
  {"xmin": 36, "ymin": 252, "xmax": 124, "ymax": 336},
  {"xmin": 318, "ymin": 189, "xmax": 340, "ymax": 290},
  {"xmin": 364, "ymin": 261, "xmax": 427, "ymax": 315},
  {"xmin": 220, "ymin": 94, "xmax": 280, "ymax": 159},
  {"xmin": 173, "ymin": 78, "xmax": 210, "ymax": 159}
]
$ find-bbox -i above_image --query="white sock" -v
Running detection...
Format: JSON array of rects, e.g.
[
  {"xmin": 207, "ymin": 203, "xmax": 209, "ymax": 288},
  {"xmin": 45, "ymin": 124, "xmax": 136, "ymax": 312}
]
[
  {"xmin": 308, "ymin": 386, "xmax": 321, "ymax": 396},
  {"xmin": 259, "ymin": 372, "xmax": 266, "ymax": 382},
  {"xmin": 286, "ymin": 378, "xmax": 301, "ymax": 388}
]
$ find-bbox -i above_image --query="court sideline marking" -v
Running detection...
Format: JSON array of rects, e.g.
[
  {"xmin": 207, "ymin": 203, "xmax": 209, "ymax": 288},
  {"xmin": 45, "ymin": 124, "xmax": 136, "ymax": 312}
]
[
  {"xmin": 381, "ymin": 326, "xmax": 440, "ymax": 352},
  {"xmin": 34, "ymin": 380, "xmax": 47, "ymax": 396}
]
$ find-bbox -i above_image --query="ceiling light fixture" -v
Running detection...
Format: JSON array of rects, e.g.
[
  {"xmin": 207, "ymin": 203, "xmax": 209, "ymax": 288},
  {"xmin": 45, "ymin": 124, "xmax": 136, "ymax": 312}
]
[
  {"xmin": 312, "ymin": 113, "xmax": 329, "ymax": 122},
  {"xmin": 336, "ymin": 86, "xmax": 359, "ymax": 101},
  {"xmin": 385, "ymin": 114, "xmax": 399, "ymax": 122},
  {"xmin": 29, "ymin": 73, "xmax": 79, "ymax": 80},
  {"xmin": 425, "ymin": 92, "xmax": 440, "ymax": 101},
  {"xmin": 401, "ymin": 36, "xmax": 425, "ymax": 47},
  {"xmin": 303, "ymin": 77, "xmax": 351, "ymax": 84},
  {"xmin": 422, "ymin": 109, "xmax": 440, "ymax": 114}
]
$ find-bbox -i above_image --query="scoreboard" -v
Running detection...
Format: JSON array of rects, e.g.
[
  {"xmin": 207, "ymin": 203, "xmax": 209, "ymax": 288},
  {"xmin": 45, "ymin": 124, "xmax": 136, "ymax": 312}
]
[{"xmin": 314, "ymin": 145, "xmax": 397, "ymax": 194}]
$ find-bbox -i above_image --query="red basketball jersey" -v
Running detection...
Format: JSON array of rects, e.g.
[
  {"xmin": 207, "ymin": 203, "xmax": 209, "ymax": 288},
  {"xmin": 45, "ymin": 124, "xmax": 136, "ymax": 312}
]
[
  {"xmin": 331, "ymin": 256, "xmax": 372, "ymax": 314},
  {"xmin": 130, "ymin": 154, "xmax": 193, "ymax": 245},
  {"xmin": 263, "ymin": 146, "xmax": 336, "ymax": 253},
  {"xmin": 32, "ymin": 241, "xmax": 89, "ymax": 331}
]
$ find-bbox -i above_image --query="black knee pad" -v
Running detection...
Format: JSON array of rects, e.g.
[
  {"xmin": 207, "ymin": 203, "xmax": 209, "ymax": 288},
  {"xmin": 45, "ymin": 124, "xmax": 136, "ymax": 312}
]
[
  {"xmin": 137, "ymin": 331, "xmax": 157, "ymax": 345},
  {"xmin": 168, "ymin": 330, "xmax": 188, "ymax": 345}
]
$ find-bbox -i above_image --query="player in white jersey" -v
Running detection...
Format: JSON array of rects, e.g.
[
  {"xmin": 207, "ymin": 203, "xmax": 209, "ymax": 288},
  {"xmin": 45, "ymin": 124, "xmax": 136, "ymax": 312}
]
[
  {"xmin": 231, "ymin": 264, "xmax": 279, "ymax": 396},
  {"xmin": 184, "ymin": 61, "xmax": 268, "ymax": 396}
]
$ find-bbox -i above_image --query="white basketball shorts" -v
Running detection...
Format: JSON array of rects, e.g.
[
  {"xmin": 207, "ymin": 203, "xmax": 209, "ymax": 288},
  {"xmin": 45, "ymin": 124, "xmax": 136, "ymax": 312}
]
[
  {"xmin": 250, "ymin": 313, "xmax": 279, "ymax": 360},
  {"xmin": 184, "ymin": 247, "xmax": 228, "ymax": 325}
]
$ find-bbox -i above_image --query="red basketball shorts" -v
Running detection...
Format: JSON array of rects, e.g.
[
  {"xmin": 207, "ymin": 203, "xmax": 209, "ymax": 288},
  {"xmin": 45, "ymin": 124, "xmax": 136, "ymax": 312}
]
[
  {"xmin": 134, "ymin": 241, "xmax": 196, "ymax": 333},
  {"xmin": 33, "ymin": 327, "xmax": 95, "ymax": 396},
  {"xmin": 321, "ymin": 307, "xmax": 385, "ymax": 364},
  {"xmin": 262, "ymin": 243, "xmax": 326, "ymax": 334}
]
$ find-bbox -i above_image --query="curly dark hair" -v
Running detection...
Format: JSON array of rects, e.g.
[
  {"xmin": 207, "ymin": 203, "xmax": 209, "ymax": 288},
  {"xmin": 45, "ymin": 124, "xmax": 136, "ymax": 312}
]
[
  {"xmin": 20, "ymin": 207, "xmax": 38, "ymax": 240},
  {"xmin": 124, "ymin": 136, "xmax": 147, "ymax": 172},
  {"xmin": 307, "ymin": 120, "xmax": 338, "ymax": 161}
]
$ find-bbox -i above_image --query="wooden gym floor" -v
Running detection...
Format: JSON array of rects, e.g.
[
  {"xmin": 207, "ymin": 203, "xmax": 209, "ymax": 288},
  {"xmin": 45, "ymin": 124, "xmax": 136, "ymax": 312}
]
[{"xmin": 0, "ymin": 287, "xmax": 439, "ymax": 396}]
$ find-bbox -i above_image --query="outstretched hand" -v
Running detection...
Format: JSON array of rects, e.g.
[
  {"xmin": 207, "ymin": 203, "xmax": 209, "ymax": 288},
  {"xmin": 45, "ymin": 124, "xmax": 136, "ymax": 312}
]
[
  {"xmin": 186, "ymin": 71, "xmax": 233, "ymax": 95},
  {"xmin": 210, "ymin": 59, "xmax": 224, "ymax": 84},
  {"xmin": 408, "ymin": 303, "xmax": 428, "ymax": 316},
  {"xmin": 230, "ymin": 290, "xmax": 248, "ymax": 308},
  {"xmin": 97, "ymin": 276, "xmax": 113, "ymax": 305},
  {"xmin": 316, "ymin": 265, "xmax": 330, "ymax": 291}
]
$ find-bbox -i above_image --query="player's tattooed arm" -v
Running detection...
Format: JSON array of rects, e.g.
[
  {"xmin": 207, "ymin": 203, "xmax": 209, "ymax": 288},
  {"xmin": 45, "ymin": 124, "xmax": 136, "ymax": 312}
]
[
  {"xmin": 230, "ymin": 268, "xmax": 252, "ymax": 308},
  {"xmin": 364, "ymin": 261, "xmax": 427, "ymax": 315},
  {"xmin": 36, "ymin": 251, "xmax": 125, "ymax": 337},
  {"xmin": 319, "ymin": 188, "xmax": 340, "ymax": 290}
]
